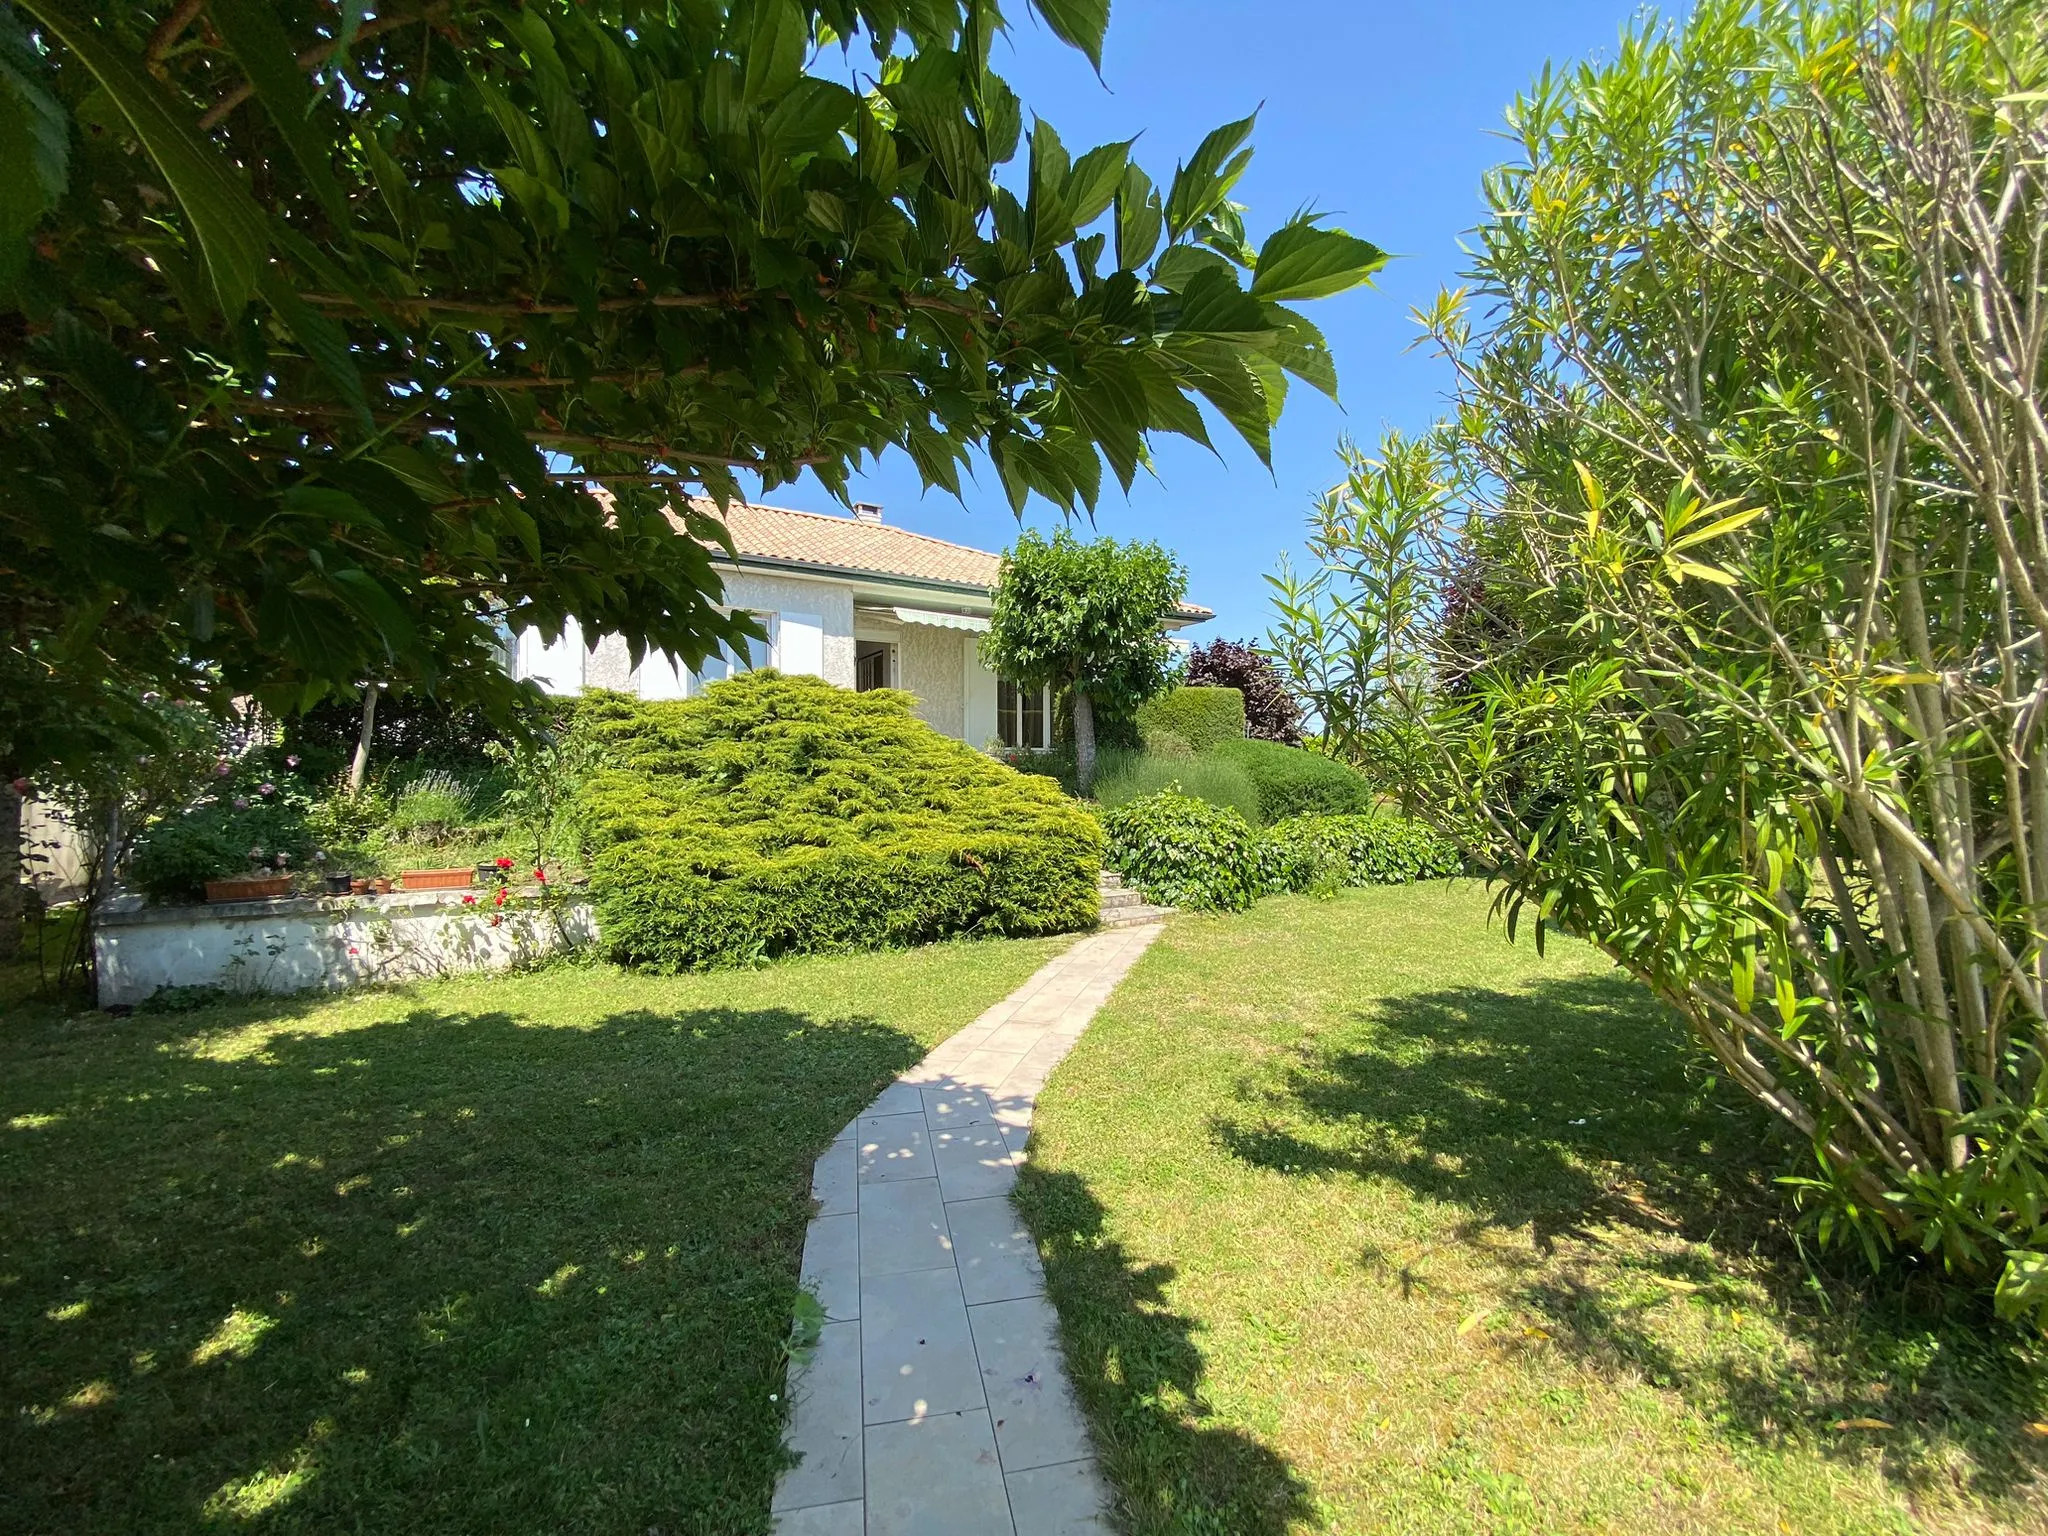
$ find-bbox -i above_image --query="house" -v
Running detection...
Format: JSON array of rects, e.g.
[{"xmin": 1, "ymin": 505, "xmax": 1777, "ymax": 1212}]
[{"xmin": 511, "ymin": 501, "xmax": 1212, "ymax": 749}]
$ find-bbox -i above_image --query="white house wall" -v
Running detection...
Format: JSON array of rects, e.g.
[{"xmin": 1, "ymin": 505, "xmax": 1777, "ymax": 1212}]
[
  {"xmin": 718, "ymin": 570, "xmax": 855, "ymax": 686},
  {"xmin": 899, "ymin": 625, "xmax": 967, "ymax": 737}
]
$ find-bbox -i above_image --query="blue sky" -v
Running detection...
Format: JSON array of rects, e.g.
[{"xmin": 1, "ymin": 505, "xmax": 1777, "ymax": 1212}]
[{"xmin": 757, "ymin": 0, "xmax": 1654, "ymax": 641}]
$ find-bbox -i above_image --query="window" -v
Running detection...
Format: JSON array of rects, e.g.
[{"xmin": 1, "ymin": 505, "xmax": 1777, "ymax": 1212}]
[
  {"xmin": 997, "ymin": 679, "xmax": 1052, "ymax": 749},
  {"xmin": 697, "ymin": 612, "xmax": 774, "ymax": 686},
  {"xmin": 855, "ymin": 641, "xmax": 894, "ymax": 692}
]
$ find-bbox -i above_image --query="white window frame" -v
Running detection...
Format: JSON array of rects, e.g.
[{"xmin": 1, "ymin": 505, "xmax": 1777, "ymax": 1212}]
[{"xmin": 996, "ymin": 678, "xmax": 1053, "ymax": 750}]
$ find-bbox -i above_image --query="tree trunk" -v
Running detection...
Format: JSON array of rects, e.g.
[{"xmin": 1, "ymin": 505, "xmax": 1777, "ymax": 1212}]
[
  {"xmin": 0, "ymin": 779, "xmax": 21, "ymax": 963},
  {"xmin": 1073, "ymin": 690, "xmax": 1098, "ymax": 797},
  {"xmin": 348, "ymin": 683, "xmax": 380, "ymax": 793}
]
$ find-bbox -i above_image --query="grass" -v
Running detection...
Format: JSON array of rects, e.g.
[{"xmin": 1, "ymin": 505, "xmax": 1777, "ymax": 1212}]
[
  {"xmin": 1014, "ymin": 882, "xmax": 2048, "ymax": 1535},
  {"xmin": 0, "ymin": 934, "xmax": 1065, "ymax": 1534},
  {"xmin": 1091, "ymin": 748, "xmax": 1264, "ymax": 827}
]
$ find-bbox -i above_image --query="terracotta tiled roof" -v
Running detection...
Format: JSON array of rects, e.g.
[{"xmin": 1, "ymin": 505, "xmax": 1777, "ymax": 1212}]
[
  {"xmin": 711, "ymin": 500, "xmax": 1002, "ymax": 588},
  {"xmin": 673, "ymin": 498, "xmax": 1213, "ymax": 621}
]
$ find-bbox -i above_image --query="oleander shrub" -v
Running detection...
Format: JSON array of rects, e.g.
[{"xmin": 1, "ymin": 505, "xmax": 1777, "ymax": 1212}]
[
  {"xmin": 1262, "ymin": 813, "xmax": 1462, "ymax": 894},
  {"xmin": 1100, "ymin": 788, "xmax": 1268, "ymax": 913},
  {"xmin": 1212, "ymin": 738, "xmax": 1372, "ymax": 822},
  {"xmin": 578, "ymin": 674, "xmax": 1103, "ymax": 969},
  {"xmin": 1092, "ymin": 748, "xmax": 1263, "ymax": 825},
  {"xmin": 1135, "ymin": 686, "xmax": 1247, "ymax": 755}
]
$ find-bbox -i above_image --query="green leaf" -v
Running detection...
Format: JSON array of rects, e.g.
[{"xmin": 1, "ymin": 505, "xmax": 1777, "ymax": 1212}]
[
  {"xmin": 742, "ymin": 0, "xmax": 807, "ymax": 107},
  {"xmin": 208, "ymin": 0, "xmax": 350, "ymax": 228},
  {"xmin": 21, "ymin": 0, "xmax": 272, "ymax": 316},
  {"xmin": 1170, "ymin": 266, "xmax": 1270, "ymax": 340},
  {"xmin": 1263, "ymin": 304, "xmax": 1339, "ymax": 399},
  {"xmin": 1026, "ymin": 0, "xmax": 1111, "ymax": 71},
  {"xmin": 1249, "ymin": 220, "xmax": 1387, "ymax": 302},
  {"xmin": 1115, "ymin": 164, "xmax": 1163, "ymax": 270},
  {"xmin": 1067, "ymin": 139, "xmax": 1132, "ymax": 229},
  {"xmin": 260, "ymin": 270, "xmax": 370, "ymax": 428},
  {"xmin": 1166, "ymin": 111, "xmax": 1257, "ymax": 240},
  {"xmin": 0, "ymin": 3, "xmax": 67, "ymax": 205},
  {"xmin": 1169, "ymin": 337, "xmax": 1272, "ymax": 465}
]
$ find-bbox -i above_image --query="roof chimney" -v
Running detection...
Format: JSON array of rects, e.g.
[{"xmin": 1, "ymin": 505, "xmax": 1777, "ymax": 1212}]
[{"xmin": 852, "ymin": 501, "xmax": 884, "ymax": 525}]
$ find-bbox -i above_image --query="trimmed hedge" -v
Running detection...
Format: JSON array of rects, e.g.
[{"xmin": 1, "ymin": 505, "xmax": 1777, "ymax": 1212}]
[
  {"xmin": 1102, "ymin": 793, "xmax": 1461, "ymax": 913},
  {"xmin": 1098, "ymin": 789, "xmax": 1267, "ymax": 913},
  {"xmin": 579, "ymin": 674, "xmax": 1103, "ymax": 969},
  {"xmin": 1135, "ymin": 687, "xmax": 1246, "ymax": 754},
  {"xmin": 1211, "ymin": 738, "xmax": 1372, "ymax": 822},
  {"xmin": 1263, "ymin": 813, "xmax": 1462, "ymax": 892}
]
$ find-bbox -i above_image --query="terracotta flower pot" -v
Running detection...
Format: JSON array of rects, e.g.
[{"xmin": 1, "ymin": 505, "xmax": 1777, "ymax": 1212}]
[
  {"xmin": 205, "ymin": 874, "xmax": 292, "ymax": 903},
  {"xmin": 371, "ymin": 877, "xmax": 394, "ymax": 895},
  {"xmin": 350, "ymin": 878, "xmax": 370, "ymax": 895},
  {"xmin": 400, "ymin": 866, "xmax": 474, "ymax": 891}
]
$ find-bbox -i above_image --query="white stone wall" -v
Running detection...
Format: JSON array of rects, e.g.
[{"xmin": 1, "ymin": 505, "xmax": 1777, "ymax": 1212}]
[
  {"xmin": 899, "ymin": 625, "xmax": 967, "ymax": 737},
  {"xmin": 94, "ymin": 892, "xmax": 597, "ymax": 1006}
]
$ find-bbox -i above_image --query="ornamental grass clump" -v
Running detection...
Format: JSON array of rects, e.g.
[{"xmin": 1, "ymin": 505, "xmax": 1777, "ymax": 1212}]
[{"xmin": 578, "ymin": 674, "xmax": 1102, "ymax": 969}]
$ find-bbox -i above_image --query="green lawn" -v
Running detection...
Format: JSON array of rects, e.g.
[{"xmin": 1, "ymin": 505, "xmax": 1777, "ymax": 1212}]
[
  {"xmin": 1014, "ymin": 882, "xmax": 2048, "ymax": 1535},
  {"xmin": 0, "ymin": 937, "xmax": 1064, "ymax": 1535}
]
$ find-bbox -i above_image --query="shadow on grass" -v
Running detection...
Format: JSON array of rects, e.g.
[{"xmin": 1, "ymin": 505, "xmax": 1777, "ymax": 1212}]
[
  {"xmin": 1211, "ymin": 972, "xmax": 2048, "ymax": 1507},
  {"xmin": 1013, "ymin": 1164, "xmax": 1316, "ymax": 1536},
  {"xmin": 0, "ymin": 990, "xmax": 925, "ymax": 1536}
]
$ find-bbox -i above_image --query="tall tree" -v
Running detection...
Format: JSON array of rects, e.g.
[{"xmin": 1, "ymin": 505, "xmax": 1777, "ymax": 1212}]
[
  {"xmin": 1332, "ymin": 0, "xmax": 2048, "ymax": 1315},
  {"xmin": 0, "ymin": 0, "xmax": 1386, "ymax": 785},
  {"xmin": 981, "ymin": 528, "xmax": 1185, "ymax": 793}
]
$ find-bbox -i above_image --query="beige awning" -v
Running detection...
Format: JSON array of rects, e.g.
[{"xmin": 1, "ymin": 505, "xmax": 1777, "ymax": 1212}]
[{"xmin": 889, "ymin": 606, "xmax": 990, "ymax": 633}]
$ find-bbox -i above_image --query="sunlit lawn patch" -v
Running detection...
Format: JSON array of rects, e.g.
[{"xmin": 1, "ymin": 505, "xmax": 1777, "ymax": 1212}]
[
  {"xmin": 1017, "ymin": 882, "xmax": 2048, "ymax": 1535},
  {"xmin": 0, "ymin": 937, "xmax": 1062, "ymax": 1534}
]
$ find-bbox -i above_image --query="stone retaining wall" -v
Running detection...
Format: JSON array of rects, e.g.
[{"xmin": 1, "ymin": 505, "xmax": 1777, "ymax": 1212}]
[{"xmin": 93, "ymin": 889, "xmax": 596, "ymax": 1007}]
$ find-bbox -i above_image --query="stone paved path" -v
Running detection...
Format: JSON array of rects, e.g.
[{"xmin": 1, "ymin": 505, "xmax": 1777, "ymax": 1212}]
[{"xmin": 771, "ymin": 923, "xmax": 1165, "ymax": 1536}]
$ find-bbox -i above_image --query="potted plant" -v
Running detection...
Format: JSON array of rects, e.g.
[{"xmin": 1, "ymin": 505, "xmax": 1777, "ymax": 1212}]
[
  {"xmin": 205, "ymin": 847, "xmax": 292, "ymax": 903},
  {"xmin": 399, "ymin": 865, "xmax": 475, "ymax": 891}
]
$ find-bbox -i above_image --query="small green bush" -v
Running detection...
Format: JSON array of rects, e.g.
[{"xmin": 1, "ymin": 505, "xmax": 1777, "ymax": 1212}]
[
  {"xmin": 579, "ymin": 674, "xmax": 1103, "ymax": 969},
  {"xmin": 1100, "ymin": 789, "xmax": 1268, "ymax": 912},
  {"xmin": 128, "ymin": 799, "xmax": 315, "ymax": 903},
  {"xmin": 1263, "ymin": 813, "xmax": 1461, "ymax": 893},
  {"xmin": 1135, "ymin": 687, "xmax": 1247, "ymax": 755},
  {"xmin": 1092, "ymin": 748, "xmax": 1263, "ymax": 826},
  {"xmin": 1213, "ymin": 738, "xmax": 1372, "ymax": 822},
  {"xmin": 387, "ymin": 770, "xmax": 478, "ymax": 843}
]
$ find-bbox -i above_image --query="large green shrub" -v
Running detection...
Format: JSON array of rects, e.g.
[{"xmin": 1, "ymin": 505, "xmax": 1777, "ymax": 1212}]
[
  {"xmin": 1100, "ymin": 789, "xmax": 1267, "ymax": 913},
  {"xmin": 579, "ymin": 675, "xmax": 1102, "ymax": 969},
  {"xmin": 1213, "ymin": 739, "xmax": 1371, "ymax": 822},
  {"xmin": 1263, "ymin": 813, "xmax": 1460, "ymax": 893},
  {"xmin": 1135, "ymin": 687, "xmax": 1247, "ymax": 755},
  {"xmin": 1091, "ymin": 748, "xmax": 1263, "ymax": 826}
]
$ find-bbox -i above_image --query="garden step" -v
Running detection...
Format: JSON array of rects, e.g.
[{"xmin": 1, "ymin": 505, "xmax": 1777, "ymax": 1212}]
[
  {"xmin": 1100, "ymin": 901, "xmax": 1175, "ymax": 928},
  {"xmin": 1097, "ymin": 870, "xmax": 1126, "ymax": 891},
  {"xmin": 1098, "ymin": 888, "xmax": 1143, "ymax": 912}
]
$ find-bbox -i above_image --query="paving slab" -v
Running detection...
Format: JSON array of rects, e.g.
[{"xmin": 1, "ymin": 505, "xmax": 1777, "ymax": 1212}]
[{"xmin": 771, "ymin": 921, "xmax": 1164, "ymax": 1532}]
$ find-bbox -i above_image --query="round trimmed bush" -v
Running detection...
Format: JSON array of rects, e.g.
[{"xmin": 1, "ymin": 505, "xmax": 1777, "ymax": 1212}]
[
  {"xmin": 1100, "ymin": 788, "xmax": 1268, "ymax": 912},
  {"xmin": 579, "ymin": 673, "xmax": 1104, "ymax": 969},
  {"xmin": 1212, "ymin": 738, "xmax": 1371, "ymax": 822}
]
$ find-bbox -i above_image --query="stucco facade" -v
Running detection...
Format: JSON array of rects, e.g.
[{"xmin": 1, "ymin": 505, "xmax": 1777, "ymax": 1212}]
[{"xmin": 508, "ymin": 502, "xmax": 1208, "ymax": 747}]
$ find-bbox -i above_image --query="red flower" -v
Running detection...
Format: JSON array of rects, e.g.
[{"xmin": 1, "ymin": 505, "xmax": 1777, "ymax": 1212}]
[
  {"xmin": 461, "ymin": 894, "xmax": 477, "ymax": 906},
  {"xmin": 495, "ymin": 856, "xmax": 513, "ymax": 870},
  {"xmin": 347, "ymin": 946, "xmax": 359, "ymax": 957},
  {"xmin": 532, "ymin": 867, "xmax": 547, "ymax": 883},
  {"xmin": 489, "ymin": 913, "xmax": 503, "ymax": 928},
  {"xmin": 494, "ymin": 886, "xmax": 507, "ymax": 908}
]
